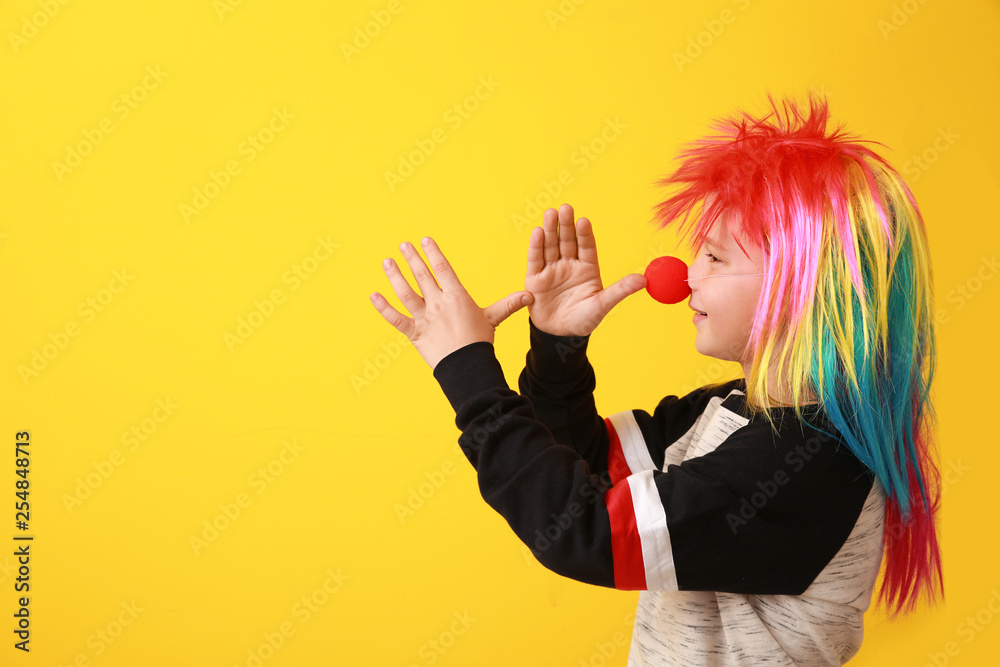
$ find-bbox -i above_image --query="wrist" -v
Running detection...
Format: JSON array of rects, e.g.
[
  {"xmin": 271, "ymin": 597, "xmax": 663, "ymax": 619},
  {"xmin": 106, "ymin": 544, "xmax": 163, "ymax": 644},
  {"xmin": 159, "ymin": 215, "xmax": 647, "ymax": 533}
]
[
  {"xmin": 433, "ymin": 341, "xmax": 508, "ymax": 413},
  {"xmin": 528, "ymin": 317, "xmax": 592, "ymax": 340},
  {"xmin": 527, "ymin": 317, "xmax": 591, "ymax": 382}
]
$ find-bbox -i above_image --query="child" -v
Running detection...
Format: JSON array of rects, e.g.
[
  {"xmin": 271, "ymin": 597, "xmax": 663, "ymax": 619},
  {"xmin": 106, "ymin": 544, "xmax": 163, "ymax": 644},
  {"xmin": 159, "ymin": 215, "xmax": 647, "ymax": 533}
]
[{"xmin": 369, "ymin": 93, "xmax": 942, "ymax": 666}]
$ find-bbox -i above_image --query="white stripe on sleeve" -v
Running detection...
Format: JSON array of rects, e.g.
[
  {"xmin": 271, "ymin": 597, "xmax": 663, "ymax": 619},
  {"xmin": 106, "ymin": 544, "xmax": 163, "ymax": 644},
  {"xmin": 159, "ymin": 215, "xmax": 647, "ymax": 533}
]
[
  {"xmin": 627, "ymin": 469, "xmax": 678, "ymax": 591},
  {"xmin": 609, "ymin": 410, "xmax": 656, "ymax": 475}
]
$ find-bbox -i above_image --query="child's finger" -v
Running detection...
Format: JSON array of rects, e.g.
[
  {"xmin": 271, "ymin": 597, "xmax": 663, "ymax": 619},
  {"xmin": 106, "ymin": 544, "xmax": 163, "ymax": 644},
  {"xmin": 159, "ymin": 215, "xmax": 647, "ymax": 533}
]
[
  {"xmin": 417, "ymin": 236, "xmax": 464, "ymax": 293},
  {"xmin": 483, "ymin": 291, "xmax": 533, "ymax": 328},
  {"xmin": 542, "ymin": 207, "xmax": 560, "ymax": 264},
  {"xmin": 596, "ymin": 274, "xmax": 646, "ymax": 320},
  {"xmin": 526, "ymin": 226, "xmax": 545, "ymax": 277},
  {"xmin": 397, "ymin": 241, "xmax": 441, "ymax": 301},
  {"xmin": 558, "ymin": 203, "xmax": 578, "ymax": 260},
  {"xmin": 576, "ymin": 217, "xmax": 600, "ymax": 266},
  {"xmin": 369, "ymin": 291, "xmax": 416, "ymax": 339},
  {"xmin": 381, "ymin": 255, "xmax": 426, "ymax": 317}
]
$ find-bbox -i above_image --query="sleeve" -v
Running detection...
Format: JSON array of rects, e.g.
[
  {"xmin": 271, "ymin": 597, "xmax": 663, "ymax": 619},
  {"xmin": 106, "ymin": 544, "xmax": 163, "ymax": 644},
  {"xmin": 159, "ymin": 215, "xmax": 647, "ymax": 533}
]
[
  {"xmin": 515, "ymin": 317, "xmax": 610, "ymax": 480},
  {"xmin": 516, "ymin": 317, "xmax": 727, "ymax": 483},
  {"xmin": 432, "ymin": 339, "xmax": 874, "ymax": 595}
]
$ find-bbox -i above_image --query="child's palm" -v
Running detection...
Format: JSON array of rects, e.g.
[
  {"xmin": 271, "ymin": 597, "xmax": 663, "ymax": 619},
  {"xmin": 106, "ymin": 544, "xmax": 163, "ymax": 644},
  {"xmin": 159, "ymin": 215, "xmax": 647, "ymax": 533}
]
[{"xmin": 525, "ymin": 205, "xmax": 646, "ymax": 338}]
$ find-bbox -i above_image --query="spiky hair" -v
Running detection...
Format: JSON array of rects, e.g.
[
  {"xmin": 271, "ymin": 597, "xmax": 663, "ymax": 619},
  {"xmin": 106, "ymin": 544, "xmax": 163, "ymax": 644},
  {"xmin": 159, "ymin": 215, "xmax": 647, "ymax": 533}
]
[{"xmin": 651, "ymin": 93, "xmax": 942, "ymax": 618}]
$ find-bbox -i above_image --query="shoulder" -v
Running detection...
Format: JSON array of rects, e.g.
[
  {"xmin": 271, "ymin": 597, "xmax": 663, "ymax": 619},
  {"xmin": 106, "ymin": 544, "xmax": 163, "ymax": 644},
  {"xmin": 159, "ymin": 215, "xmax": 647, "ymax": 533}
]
[
  {"xmin": 655, "ymin": 377, "xmax": 745, "ymax": 417},
  {"xmin": 675, "ymin": 382, "xmax": 873, "ymax": 498},
  {"xmin": 617, "ymin": 379, "xmax": 746, "ymax": 467},
  {"xmin": 659, "ymin": 398, "xmax": 876, "ymax": 595}
]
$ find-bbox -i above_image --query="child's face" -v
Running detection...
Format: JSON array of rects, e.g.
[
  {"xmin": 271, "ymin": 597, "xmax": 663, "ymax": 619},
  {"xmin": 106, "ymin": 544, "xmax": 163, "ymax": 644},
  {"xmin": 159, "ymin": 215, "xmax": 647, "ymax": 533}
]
[{"xmin": 687, "ymin": 217, "xmax": 765, "ymax": 368}]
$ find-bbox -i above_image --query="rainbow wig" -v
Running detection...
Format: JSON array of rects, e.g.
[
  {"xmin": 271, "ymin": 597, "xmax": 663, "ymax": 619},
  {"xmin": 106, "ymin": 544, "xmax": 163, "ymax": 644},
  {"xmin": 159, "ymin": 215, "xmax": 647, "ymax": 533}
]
[{"xmin": 651, "ymin": 93, "xmax": 942, "ymax": 617}]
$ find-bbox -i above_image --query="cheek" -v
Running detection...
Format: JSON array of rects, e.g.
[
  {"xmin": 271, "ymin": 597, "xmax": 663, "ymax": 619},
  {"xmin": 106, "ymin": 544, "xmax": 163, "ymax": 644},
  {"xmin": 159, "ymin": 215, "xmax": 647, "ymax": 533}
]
[
  {"xmin": 735, "ymin": 296, "xmax": 761, "ymax": 332},
  {"xmin": 710, "ymin": 293, "xmax": 756, "ymax": 334}
]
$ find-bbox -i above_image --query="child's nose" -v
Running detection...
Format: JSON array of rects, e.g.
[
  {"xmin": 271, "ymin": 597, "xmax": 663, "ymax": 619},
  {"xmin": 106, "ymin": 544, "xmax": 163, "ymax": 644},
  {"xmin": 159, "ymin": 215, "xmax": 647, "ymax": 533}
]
[{"xmin": 686, "ymin": 261, "xmax": 700, "ymax": 284}]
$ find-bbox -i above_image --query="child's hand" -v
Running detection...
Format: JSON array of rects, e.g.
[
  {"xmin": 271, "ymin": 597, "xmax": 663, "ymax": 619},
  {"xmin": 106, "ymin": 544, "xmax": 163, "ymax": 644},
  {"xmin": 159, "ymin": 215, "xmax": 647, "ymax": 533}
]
[
  {"xmin": 525, "ymin": 204, "xmax": 647, "ymax": 337},
  {"xmin": 370, "ymin": 236, "xmax": 534, "ymax": 371}
]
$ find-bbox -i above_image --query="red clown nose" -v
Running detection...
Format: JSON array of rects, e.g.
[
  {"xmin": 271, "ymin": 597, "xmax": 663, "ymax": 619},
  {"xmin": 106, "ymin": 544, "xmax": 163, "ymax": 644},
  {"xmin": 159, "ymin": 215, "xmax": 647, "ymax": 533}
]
[{"xmin": 644, "ymin": 256, "xmax": 691, "ymax": 304}]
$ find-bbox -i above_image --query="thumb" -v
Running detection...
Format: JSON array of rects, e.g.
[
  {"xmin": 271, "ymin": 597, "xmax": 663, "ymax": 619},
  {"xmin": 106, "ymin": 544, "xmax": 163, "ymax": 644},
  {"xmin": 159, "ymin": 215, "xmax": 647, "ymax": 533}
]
[
  {"xmin": 483, "ymin": 291, "xmax": 534, "ymax": 328},
  {"xmin": 600, "ymin": 274, "xmax": 647, "ymax": 314}
]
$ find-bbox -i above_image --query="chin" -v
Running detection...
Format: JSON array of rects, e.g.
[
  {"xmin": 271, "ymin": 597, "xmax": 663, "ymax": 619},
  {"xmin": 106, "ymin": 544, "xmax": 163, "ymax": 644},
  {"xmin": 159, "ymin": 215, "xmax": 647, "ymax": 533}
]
[
  {"xmin": 695, "ymin": 338, "xmax": 737, "ymax": 363},
  {"xmin": 693, "ymin": 337, "xmax": 708, "ymax": 356},
  {"xmin": 694, "ymin": 341, "xmax": 721, "ymax": 360}
]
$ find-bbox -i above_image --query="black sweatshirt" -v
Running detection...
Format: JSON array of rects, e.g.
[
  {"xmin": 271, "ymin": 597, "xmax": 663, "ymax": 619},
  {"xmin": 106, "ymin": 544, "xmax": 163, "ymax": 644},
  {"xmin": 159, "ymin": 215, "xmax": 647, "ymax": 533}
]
[{"xmin": 432, "ymin": 317, "xmax": 886, "ymax": 666}]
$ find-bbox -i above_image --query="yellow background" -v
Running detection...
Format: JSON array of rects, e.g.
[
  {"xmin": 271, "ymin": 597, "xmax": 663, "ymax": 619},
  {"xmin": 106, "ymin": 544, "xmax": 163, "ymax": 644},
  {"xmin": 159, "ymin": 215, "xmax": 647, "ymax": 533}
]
[{"xmin": 1, "ymin": 0, "xmax": 997, "ymax": 664}]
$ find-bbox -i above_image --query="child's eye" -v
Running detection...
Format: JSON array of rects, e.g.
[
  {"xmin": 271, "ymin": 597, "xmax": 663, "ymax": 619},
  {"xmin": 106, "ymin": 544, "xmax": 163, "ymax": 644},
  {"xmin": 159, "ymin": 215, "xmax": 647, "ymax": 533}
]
[{"xmin": 705, "ymin": 253, "xmax": 721, "ymax": 263}]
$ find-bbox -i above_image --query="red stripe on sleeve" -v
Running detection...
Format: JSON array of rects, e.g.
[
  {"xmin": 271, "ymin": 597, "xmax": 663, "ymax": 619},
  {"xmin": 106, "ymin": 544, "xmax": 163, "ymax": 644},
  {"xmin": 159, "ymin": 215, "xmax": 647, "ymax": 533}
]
[
  {"xmin": 604, "ymin": 481, "xmax": 647, "ymax": 590},
  {"xmin": 605, "ymin": 417, "xmax": 630, "ymax": 485}
]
